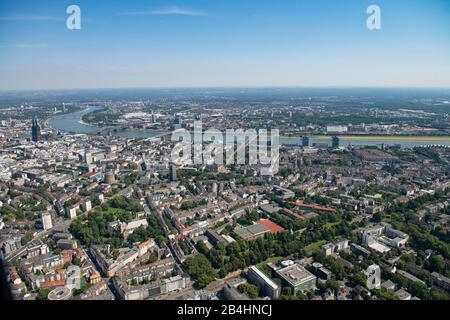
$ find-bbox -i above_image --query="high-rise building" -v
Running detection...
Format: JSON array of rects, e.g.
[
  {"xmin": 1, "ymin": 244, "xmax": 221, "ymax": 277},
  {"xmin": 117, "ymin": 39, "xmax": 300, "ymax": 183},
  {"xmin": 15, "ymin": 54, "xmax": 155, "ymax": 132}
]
[
  {"xmin": 84, "ymin": 151, "xmax": 93, "ymax": 165},
  {"xmin": 41, "ymin": 212, "xmax": 53, "ymax": 230},
  {"xmin": 31, "ymin": 118, "xmax": 41, "ymax": 142},
  {"xmin": 332, "ymin": 136, "xmax": 340, "ymax": 148},
  {"xmin": 211, "ymin": 182, "xmax": 218, "ymax": 194},
  {"xmin": 105, "ymin": 171, "xmax": 116, "ymax": 184},
  {"xmin": 302, "ymin": 136, "xmax": 310, "ymax": 147},
  {"xmin": 296, "ymin": 157, "xmax": 304, "ymax": 168},
  {"xmin": 66, "ymin": 205, "xmax": 78, "ymax": 219},
  {"xmin": 81, "ymin": 200, "xmax": 92, "ymax": 212},
  {"xmin": 169, "ymin": 163, "xmax": 177, "ymax": 181},
  {"xmin": 172, "ymin": 115, "xmax": 183, "ymax": 130}
]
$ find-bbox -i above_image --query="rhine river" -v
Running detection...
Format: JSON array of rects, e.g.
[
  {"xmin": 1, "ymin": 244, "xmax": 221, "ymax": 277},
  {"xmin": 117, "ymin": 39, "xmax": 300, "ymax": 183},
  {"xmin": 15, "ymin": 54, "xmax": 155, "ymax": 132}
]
[{"xmin": 47, "ymin": 106, "xmax": 450, "ymax": 148}]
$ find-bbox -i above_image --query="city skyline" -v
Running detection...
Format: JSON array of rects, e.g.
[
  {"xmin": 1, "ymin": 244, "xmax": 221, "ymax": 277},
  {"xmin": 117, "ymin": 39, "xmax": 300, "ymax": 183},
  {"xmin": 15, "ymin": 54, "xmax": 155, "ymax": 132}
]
[
  {"xmin": 1, "ymin": 89, "xmax": 450, "ymax": 303},
  {"xmin": 0, "ymin": 0, "xmax": 449, "ymax": 90}
]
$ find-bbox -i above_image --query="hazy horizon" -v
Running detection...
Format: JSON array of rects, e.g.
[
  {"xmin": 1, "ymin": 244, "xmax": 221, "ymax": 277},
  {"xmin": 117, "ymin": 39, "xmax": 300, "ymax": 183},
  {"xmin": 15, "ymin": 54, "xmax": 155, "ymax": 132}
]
[
  {"xmin": 2, "ymin": 86, "xmax": 450, "ymax": 107},
  {"xmin": 1, "ymin": 85, "xmax": 450, "ymax": 93}
]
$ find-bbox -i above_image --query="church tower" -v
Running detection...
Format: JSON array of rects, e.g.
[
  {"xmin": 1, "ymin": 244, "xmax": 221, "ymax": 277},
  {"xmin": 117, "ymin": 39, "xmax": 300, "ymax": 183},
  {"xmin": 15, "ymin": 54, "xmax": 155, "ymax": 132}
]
[{"xmin": 31, "ymin": 118, "xmax": 41, "ymax": 142}]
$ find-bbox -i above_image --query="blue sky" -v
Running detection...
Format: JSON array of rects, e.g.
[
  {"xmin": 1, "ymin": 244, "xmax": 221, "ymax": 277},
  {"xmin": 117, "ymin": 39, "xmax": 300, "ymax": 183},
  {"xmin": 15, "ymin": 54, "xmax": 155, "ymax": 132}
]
[{"xmin": 0, "ymin": 0, "xmax": 449, "ymax": 90}]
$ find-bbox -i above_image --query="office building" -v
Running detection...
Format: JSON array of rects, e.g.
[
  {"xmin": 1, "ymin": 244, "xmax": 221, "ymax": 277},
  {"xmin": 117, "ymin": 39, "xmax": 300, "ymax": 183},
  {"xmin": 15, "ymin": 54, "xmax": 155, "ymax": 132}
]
[
  {"xmin": 276, "ymin": 264, "xmax": 317, "ymax": 293},
  {"xmin": 326, "ymin": 125, "xmax": 348, "ymax": 133},
  {"xmin": 431, "ymin": 272, "xmax": 450, "ymax": 291},
  {"xmin": 81, "ymin": 200, "xmax": 92, "ymax": 213},
  {"xmin": 65, "ymin": 205, "xmax": 78, "ymax": 219},
  {"xmin": 332, "ymin": 136, "xmax": 340, "ymax": 148},
  {"xmin": 84, "ymin": 151, "xmax": 93, "ymax": 165},
  {"xmin": 41, "ymin": 212, "xmax": 53, "ymax": 230},
  {"xmin": 248, "ymin": 266, "xmax": 281, "ymax": 299},
  {"xmin": 169, "ymin": 163, "xmax": 177, "ymax": 181},
  {"xmin": 56, "ymin": 239, "xmax": 78, "ymax": 250},
  {"xmin": 302, "ymin": 136, "xmax": 310, "ymax": 147}
]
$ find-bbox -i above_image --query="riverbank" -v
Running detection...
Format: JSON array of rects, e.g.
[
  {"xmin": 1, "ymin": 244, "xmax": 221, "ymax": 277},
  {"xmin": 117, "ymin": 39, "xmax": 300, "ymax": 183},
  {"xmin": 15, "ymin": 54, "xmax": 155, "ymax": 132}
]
[
  {"xmin": 47, "ymin": 106, "xmax": 450, "ymax": 147},
  {"xmin": 79, "ymin": 118, "xmax": 97, "ymax": 127},
  {"xmin": 312, "ymin": 135, "xmax": 450, "ymax": 142}
]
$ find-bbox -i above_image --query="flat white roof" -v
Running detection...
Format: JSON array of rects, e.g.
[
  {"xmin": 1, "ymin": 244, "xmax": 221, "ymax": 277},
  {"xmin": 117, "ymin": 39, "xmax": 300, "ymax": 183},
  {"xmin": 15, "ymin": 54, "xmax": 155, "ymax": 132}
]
[
  {"xmin": 369, "ymin": 241, "xmax": 391, "ymax": 253},
  {"xmin": 249, "ymin": 265, "xmax": 279, "ymax": 290}
]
